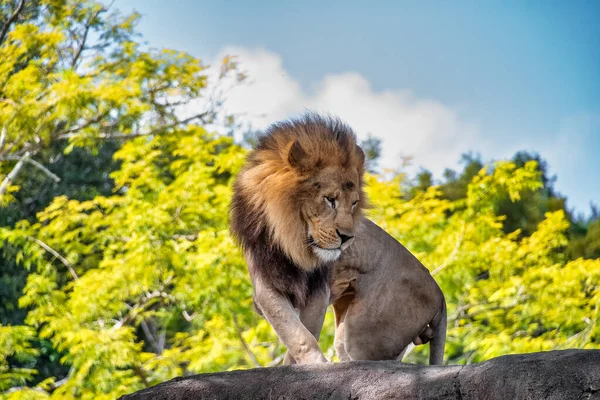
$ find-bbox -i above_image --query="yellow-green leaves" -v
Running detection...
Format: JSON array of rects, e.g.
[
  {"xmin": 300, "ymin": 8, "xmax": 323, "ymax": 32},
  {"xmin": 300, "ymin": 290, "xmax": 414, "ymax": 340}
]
[
  {"xmin": 3, "ymin": 138, "xmax": 600, "ymax": 397},
  {"xmin": 0, "ymin": 0, "xmax": 215, "ymax": 205},
  {"xmin": 0, "ymin": 325, "xmax": 39, "ymax": 391},
  {"xmin": 367, "ymin": 162, "xmax": 599, "ymax": 365}
]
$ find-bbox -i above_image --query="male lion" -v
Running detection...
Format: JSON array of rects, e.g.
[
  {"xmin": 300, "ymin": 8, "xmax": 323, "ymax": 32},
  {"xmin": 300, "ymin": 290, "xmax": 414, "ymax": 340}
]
[{"xmin": 230, "ymin": 114, "xmax": 446, "ymax": 365}]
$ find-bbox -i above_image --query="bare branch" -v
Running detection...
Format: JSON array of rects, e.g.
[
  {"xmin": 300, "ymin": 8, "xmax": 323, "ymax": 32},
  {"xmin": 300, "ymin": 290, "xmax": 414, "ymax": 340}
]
[
  {"xmin": 71, "ymin": 7, "xmax": 105, "ymax": 69},
  {"xmin": 0, "ymin": 151, "xmax": 30, "ymax": 197},
  {"xmin": 432, "ymin": 223, "xmax": 465, "ymax": 276},
  {"xmin": 23, "ymin": 157, "xmax": 61, "ymax": 183},
  {"xmin": 132, "ymin": 364, "xmax": 150, "ymax": 388},
  {"xmin": 56, "ymin": 111, "xmax": 210, "ymax": 141},
  {"xmin": 172, "ymin": 233, "xmax": 197, "ymax": 241},
  {"xmin": 55, "ymin": 113, "xmax": 108, "ymax": 137},
  {"xmin": 231, "ymin": 312, "xmax": 261, "ymax": 368},
  {"xmin": 458, "ymin": 297, "xmax": 528, "ymax": 321},
  {"xmin": 1, "ymin": 155, "xmax": 62, "ymax": 182},
  {"xmin": 116, "ymin": 290, "xmax": 176, "ymax": 329},
  {"xmin": 0, "ymin": 125, "xmax": 6, "ymax": 150},
  {"xmin": 182, "ymin": 310, "xmax": 197, "ymax": 322},
  {"xmin": 265, "ymin": 354, "xmax": 285, "ymax": 367},
  {"xmin": 28, "ymin": 236, "xmax": 79, "ymax": 281},
  {"xmin": 0, "ymin": 0, "xmax": 25, "ymax": 45},
  {"xmin": 400, "ymin": 343, "xmax": 416, "ymax": 360},
  {"xmin": 51, "ymin": 376, "xmax": 69, "ymax": 390},
  {"xmin": 158, "ymin": 328, "xmax": 166, "ymax": 352},
  {"xmin": 141, "ymin": 320, "xmax": 162, "ymax": 354}
]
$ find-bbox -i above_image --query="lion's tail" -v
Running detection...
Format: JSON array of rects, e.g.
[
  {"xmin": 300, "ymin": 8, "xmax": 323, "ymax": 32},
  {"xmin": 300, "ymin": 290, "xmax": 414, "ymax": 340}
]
[{"xmin": 429, "ymin": 296, "xmax": 447, "ymax": 365}]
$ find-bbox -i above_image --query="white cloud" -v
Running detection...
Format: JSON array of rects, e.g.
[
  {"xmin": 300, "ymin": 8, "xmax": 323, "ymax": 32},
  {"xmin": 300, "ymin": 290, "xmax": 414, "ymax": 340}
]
[
  {"xmin": 196, "ymin": 47, "xmax": 480, "ymax": 176},
  {"xmin": 179, "ymin": 46, "xmax": 598, "ymax": 215}
]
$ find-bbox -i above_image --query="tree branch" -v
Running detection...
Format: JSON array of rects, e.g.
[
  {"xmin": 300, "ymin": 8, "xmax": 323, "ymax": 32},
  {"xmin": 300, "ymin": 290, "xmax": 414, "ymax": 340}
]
[
  {"xmin": 172, "ymin": 233, "xmax": 197, "ymax": 241},
  {"xmin": 0, "ymin": 0, "xmax": 25, "ymax": 45},
  {"xmin": 0, "ymin": 125, "xmax": 6, "ymax": 150},
  {"xmin": 55, "ymin": 113, "xmax": 108, "ymax": 138},
  {"xmin": 0, "ymin": 151, "xmax": 30, "ymax": 197},
  {"xmin": 231, "ymin": 312, "xmax": 261, "ymax": 368},
  {"xmin": 28, "ymin": 236, "xmax": 79, "ymax": 281},
  {"xmin": 459, "ymin": 300, "xmax": 527, "ymax": 321},
  {"xmin": 55, "ymin": 111, "xmax": 210, "ymax": 141},
  {"xmin": 71, "ymin": 7, "xmax": 104, "ymax": 69},
  {"xmin": 1, "ymin": 155, "xmax": 61, "ymax": 183},
  {"xmin": 265, "ymin": 354, "xmax": 285, "ymax": 367},
  {"xmin": 431, "ymin": 222, "xmax": 465, "ymax": 276},
  {"xmin": 116, "ymin": 290, "xmax": 176, "ymax": 329},
  {"xmin": 132, "ymin": 364, "xmax": 150, "ymax": 388},
  {"xmin": 23, "ymin": 157, "xmax": 61, "ymax": 182},
  {"xmin": 140, "ymin": 320, "xmax": 162, "ymax": 354},
  {"xmin": 182, "ymin": 310, "xmax": 197, "ymax": 322}
]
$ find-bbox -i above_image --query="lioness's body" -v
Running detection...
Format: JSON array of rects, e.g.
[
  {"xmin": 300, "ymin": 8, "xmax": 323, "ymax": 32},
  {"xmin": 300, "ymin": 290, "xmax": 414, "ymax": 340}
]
[
  {"xmin": 331, "ymin": 218, "xmax": 446, "ymax": 362},
  {"xmin": 230, "ymin": 114, "xmax": 446, "ymax": 365}
]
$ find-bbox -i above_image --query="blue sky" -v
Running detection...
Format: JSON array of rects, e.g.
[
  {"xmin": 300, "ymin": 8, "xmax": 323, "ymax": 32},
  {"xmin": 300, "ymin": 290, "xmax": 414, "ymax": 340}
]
[{"xmin": 115, "ymin": 0, "xmax": 599, "ymax": 216}]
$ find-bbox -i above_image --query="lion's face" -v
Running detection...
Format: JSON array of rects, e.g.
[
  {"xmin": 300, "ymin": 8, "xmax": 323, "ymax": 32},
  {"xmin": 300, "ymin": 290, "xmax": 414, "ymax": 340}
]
[
  {"xmin": 301, "ymin": 166, "xmax": 361, "ymax": 264},
  {"xmin": 230, "ymin": 115, "xmax": 366, "ymax": 271}
]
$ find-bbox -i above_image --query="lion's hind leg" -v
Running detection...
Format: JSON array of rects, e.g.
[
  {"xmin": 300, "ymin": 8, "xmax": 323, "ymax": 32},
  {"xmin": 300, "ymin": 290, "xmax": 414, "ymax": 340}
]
[
  {"xmin": 341, "ymin": 303, "xmax": 413, "ymax": 361},
  {"xmin": 428, "ymin": 300, "xmax": 447, "ymax": 365}
]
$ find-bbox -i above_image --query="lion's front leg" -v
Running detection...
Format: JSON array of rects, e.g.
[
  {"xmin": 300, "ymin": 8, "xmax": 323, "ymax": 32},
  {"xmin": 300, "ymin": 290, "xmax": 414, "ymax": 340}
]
[
  {"xmin": 283, "ymin": 287, "xmax": 330, "ymax": 365},
  {"xmin": 254, "ymin": 277, "xmax": 328, "ymax": 365}
]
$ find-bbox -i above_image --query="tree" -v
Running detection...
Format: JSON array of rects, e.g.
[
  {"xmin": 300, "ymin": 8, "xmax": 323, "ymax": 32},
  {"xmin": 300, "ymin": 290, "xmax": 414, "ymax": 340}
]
[
  {"xmin": 1, "ymin": 128, "xmax": 263, "ymax": 398},
  {"xmin": 0, "ymin": 140, "xmax": 119, "ymax": 388},
  {"xmin": 0, "ymin": 0, "xmax": 245, "ymax": 397},
  {"xmin": 494, "ymin": 151, "xmax": 567, "ymax": 236},
  {"xmin": 367, "ymin": 161, "xmax": 600, "ymax": 364},
  {"xmin": 0, "ymin": 0, "xmax": 226, "ymax": 205},
  {"xmin": 569, "ymin": 213, "xmax": 600, "ymax": 260},
  {"xmin": 438, "ymin": 153, "xmax": 484, "ymax": 202},
  {"xmin": 359, "ymin": 134, "xmax": 381, "ymax": 173}
]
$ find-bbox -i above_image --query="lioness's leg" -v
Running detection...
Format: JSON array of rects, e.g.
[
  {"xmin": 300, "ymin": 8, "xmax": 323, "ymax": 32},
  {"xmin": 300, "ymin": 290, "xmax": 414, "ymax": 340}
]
[
  {"xmin": 283, "ymin": 287, "xmax": 330, "ymax": 365},
  {"xmin": 333, "ymin": 294, "xmax": 353, "ymax": 362}
]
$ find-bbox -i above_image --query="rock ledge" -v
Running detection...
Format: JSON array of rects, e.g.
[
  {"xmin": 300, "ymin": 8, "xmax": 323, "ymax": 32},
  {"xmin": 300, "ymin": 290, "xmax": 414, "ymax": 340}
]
[{"xmin": 121, "ymin": 350, "xmax": 600, "ymax": 399}]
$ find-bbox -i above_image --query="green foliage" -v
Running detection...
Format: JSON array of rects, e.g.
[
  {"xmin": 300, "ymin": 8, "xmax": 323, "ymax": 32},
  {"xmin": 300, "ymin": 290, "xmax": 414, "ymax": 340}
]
[
  {"xmin": 367, "ymin": 161, "xmax": 599, "ymax": 364},
  {"xmin": 0, "ymin": 0, "xmax": 220, "ymax": 205},
  {"xmin": 1, "ymin": 128, "xmax": 268, "ymax": 398},
  {"xmin": 0, "ymin": 325, "xmax": 39, "ymax": 391},
  {"xmin": 568, "ymin": 212, "xmax": 600, "ymax": 260},
  {"xmin": 359, "ymin": 134, "xmax": 381, "ymax": 172}
]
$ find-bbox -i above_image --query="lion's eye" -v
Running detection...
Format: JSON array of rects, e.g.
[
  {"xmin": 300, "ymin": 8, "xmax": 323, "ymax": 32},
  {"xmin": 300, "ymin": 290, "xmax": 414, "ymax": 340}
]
[
  {"xmin": 352, "ymin": 200, "xmax": 359, "ymax": 207},
  {"xmin": 325, "ymin": 196, "xmax": 336, "ymax": 209}
]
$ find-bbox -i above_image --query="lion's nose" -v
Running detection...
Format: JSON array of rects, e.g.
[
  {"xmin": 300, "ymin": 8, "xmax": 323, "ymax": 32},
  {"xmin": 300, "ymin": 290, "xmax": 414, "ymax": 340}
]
[{"xmin": 336, "ymin": 230, "xmax": 354, "ymax": 245}]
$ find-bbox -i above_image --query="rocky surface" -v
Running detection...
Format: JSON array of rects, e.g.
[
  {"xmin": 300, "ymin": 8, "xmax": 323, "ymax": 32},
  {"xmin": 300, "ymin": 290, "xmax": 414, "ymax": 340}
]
[{"xmin": 121, "ymin": 349, "xmax": 600, "ymax": 399}]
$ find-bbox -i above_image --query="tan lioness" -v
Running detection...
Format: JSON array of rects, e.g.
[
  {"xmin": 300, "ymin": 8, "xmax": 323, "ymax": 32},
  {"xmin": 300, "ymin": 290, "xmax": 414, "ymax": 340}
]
[{"xmin": 230, "ymin": 114, "xmax": 446, "ymax": 365}]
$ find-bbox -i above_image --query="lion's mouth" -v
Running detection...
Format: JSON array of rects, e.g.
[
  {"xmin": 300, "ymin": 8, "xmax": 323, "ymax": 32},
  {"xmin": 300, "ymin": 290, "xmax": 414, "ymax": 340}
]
[
  {"xmin": 308, "ymin": 236, "xmax": 343, "ymax": 263},
  {"xmin": 308, "ymin": 236, "xmax": 339, "ymax": 250}
]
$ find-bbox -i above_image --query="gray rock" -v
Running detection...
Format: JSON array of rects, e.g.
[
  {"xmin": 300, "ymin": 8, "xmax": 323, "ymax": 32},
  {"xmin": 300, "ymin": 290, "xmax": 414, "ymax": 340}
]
[{"xmin": 120, "ymin": 350, "xmax": 600, "ymax": 400}]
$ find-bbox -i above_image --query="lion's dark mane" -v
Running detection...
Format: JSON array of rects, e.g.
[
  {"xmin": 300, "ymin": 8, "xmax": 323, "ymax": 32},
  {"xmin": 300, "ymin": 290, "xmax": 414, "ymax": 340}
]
[{"xmin": 229, "ymin": 114, "xmax": 361, "ymax": 308}]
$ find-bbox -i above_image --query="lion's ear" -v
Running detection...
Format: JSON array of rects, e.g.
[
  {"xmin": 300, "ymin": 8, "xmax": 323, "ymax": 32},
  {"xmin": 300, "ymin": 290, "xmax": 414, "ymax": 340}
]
[
  {"xmin": 288, "ymin": 140, "xmax": 308, "ymax": 170},
  {"xmin": 355, "ymin": 144, "xmax": 366, "ymax": 168}
]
